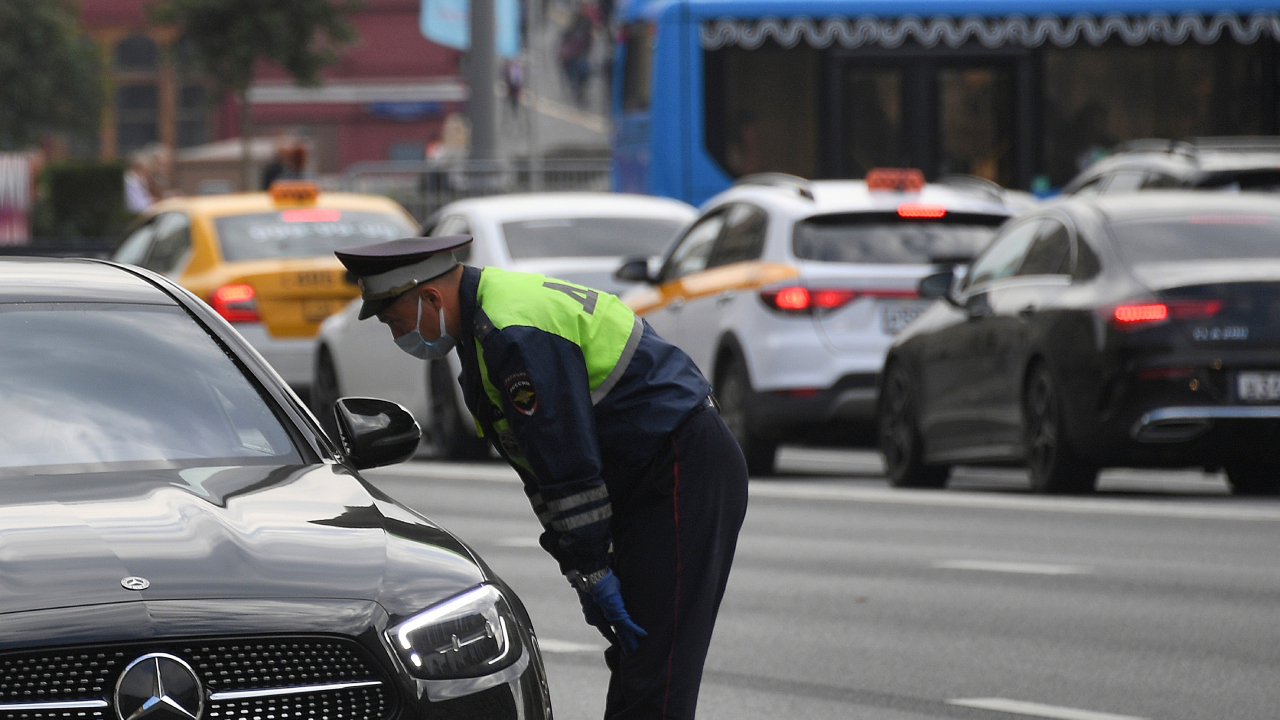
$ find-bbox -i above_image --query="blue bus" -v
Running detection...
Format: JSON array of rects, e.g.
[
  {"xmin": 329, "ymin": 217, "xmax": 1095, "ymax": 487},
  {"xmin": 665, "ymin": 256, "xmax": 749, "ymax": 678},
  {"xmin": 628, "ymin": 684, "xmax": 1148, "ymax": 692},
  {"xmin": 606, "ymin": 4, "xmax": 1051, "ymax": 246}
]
[{"xmin": 610, "ymin": 0, "xmax": 1280, "ymax": 204}]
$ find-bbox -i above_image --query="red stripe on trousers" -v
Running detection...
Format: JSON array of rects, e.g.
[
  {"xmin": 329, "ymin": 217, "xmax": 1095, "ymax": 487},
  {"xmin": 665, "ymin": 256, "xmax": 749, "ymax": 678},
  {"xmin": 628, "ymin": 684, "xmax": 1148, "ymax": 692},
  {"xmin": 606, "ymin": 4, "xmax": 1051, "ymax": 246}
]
[{"xmin": 662, "ymin": 437, "xmax": 682, "ymax": 719}]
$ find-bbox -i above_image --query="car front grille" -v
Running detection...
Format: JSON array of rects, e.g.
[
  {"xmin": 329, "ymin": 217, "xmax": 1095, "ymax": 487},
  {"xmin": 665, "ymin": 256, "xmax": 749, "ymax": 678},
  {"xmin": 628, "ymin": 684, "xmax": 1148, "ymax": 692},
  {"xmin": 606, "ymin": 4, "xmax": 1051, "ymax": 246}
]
[{"xmin": 0, "ymin": 637, "xmax": 393, "ymax": 720}]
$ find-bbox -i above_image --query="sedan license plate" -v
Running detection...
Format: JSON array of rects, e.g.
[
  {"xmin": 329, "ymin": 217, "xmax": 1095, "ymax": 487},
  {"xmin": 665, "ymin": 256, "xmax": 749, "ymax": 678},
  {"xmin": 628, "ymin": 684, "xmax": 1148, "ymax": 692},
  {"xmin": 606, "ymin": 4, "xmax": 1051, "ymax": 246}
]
[
  {"xmin": 882, "ymin": 303, "xmax": 925, "ymax": 334},
  {"xmin": 1237, "ymin": 371, "xmax": 1280, "ymax": 402}
]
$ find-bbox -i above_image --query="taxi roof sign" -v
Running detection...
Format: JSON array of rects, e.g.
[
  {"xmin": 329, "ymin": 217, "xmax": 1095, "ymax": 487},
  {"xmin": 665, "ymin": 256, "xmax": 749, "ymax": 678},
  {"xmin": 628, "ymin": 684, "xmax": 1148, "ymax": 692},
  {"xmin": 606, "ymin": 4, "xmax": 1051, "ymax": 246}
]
[
  {"xmin": 866, "ymin": 168, "xmax": 925, "ymax": 192},
  {"xmin": 269, "ymin": 180, "xmax": 320, "ymax": 205}
]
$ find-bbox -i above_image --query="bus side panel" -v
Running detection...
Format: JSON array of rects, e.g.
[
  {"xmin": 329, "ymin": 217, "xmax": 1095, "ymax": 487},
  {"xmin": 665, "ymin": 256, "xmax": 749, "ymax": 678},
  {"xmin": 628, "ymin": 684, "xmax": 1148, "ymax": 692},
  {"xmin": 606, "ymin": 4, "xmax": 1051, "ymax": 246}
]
[
  {"xmin": 677, "ymin": 4, "xmax": 734, "ymax": 206},
  {"xmin": 645, "ymin": 4, "xmax": 691, "ymax": 201}
]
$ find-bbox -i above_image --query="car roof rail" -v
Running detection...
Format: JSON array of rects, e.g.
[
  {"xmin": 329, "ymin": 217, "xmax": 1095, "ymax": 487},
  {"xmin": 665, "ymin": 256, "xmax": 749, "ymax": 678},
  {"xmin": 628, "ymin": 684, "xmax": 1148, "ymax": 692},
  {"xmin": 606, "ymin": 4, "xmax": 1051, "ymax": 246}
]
[
  {"xmin": 934, "ymin": 173, "xmax": 1006, "ymax": 203},
  {"xmin": 1186, "ymin": 136, "xmax": 1280, "ymax": 152},
  {"xmin": 734, "ymin": 173, "xmax": 815, "ymax": 200},
  {"xmin": 1115, "ymin": 138, "xmax": 1179, "ymax": 154}
]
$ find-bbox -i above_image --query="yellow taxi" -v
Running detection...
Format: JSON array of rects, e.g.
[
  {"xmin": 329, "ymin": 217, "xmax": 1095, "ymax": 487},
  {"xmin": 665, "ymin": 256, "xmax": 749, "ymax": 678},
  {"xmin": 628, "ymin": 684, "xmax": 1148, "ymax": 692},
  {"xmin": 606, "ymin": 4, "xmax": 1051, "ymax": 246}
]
[{"xmin": 111, "ymin": 181, "xmax": 420, "ymax": 396}]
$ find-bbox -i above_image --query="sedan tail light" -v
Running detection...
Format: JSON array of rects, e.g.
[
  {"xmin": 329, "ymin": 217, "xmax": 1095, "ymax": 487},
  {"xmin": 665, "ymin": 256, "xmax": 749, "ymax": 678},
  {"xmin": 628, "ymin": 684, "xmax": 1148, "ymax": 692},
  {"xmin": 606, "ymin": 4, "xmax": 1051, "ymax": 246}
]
[
  {"xmin": 211, "ymin": 284, "xmax": 260, "ymax": 322},
  {"xmin": 1106, "ymin": 299, "xmax": 1223, "ymax": 330},
  {"xmin": 759, "ymin": 286, "xmax": 916, "ymax": 314}
]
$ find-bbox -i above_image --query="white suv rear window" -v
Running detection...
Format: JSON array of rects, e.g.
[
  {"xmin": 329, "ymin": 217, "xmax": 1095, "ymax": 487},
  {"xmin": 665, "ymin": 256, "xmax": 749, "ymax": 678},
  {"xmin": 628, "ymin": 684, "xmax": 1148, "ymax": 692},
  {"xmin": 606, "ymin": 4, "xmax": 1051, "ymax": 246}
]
[{"xmin": 793, "ymin": 212, "xmax": 1008, "ymax": 264}]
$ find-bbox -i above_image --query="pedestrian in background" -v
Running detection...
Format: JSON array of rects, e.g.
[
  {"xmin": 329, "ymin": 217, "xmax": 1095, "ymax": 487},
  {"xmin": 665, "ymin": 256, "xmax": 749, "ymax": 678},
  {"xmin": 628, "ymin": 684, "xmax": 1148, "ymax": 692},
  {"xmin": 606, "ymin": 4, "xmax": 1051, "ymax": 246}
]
[{"xmin": 336, "ymin": 236, "xmax": 750, "ymax": 719}]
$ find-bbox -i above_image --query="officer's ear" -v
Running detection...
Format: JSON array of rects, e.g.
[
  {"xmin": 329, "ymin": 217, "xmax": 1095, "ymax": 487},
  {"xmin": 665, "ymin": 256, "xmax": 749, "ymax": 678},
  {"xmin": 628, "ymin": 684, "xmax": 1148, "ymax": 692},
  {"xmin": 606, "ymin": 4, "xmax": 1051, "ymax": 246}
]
[{"xmin": 419, "ymin": 283, "xmax": 444, "ymax": 310}]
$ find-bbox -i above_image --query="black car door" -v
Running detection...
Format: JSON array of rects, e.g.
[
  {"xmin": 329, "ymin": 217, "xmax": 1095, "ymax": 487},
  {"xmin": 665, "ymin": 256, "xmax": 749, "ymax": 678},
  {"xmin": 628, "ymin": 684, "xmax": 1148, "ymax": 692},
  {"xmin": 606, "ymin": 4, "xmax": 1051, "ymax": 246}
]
[
  {"xmin": 919, "ymin": 218, "xmax": 1042, "ymax": 459},
  {"xmin": 981, "ymin": 217, "xmax": 1078, "ymax": 452}
]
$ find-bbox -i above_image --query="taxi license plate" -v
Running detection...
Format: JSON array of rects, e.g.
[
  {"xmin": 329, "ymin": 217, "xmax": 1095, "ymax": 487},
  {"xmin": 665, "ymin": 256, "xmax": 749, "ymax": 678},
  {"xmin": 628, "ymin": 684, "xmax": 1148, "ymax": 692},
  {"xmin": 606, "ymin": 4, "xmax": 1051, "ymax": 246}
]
[
  {"xmin": 1237, "ymin": 371, "xmax": 1280, "ymax": 402},
  {"xmin": 302, "ymin": 299, "xmax": 343, "ymax": 323},
  {"xmin": 882, "ymin": 303, "xmax": 924, "ymax": 334}
]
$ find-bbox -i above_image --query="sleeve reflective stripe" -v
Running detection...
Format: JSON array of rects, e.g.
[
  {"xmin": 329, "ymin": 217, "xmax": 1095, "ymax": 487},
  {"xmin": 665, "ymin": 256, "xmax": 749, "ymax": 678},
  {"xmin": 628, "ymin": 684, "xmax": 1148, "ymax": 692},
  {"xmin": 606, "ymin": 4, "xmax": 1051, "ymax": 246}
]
[
  {"xmin": 551, "ymin": 504, "xmax": 613, "ymax": 531},
  {"xmin": 591, "ymin": 315, "xmax": 644, "ymax": 405},
  {"xmin": 544, "ymin": 485, "xmax": 609, "ymax": 512}
]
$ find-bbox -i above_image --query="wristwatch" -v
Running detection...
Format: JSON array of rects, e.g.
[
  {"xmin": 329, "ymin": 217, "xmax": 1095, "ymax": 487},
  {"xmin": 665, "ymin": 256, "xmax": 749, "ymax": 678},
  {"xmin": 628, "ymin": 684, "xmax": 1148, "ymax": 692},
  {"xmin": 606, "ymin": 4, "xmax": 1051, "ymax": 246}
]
[{"xmin": 567, "ymin": 567, "xmax": 610, "ymax": 592}]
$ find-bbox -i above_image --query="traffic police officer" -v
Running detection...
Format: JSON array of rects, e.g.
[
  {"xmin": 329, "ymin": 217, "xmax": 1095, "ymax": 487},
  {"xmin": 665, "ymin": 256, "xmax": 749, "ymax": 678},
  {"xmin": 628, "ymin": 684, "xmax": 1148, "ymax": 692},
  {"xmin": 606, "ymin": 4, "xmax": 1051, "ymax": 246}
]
[{"xmin": 335, "ymin": 236, "xmax": 749, "ymax": 719}]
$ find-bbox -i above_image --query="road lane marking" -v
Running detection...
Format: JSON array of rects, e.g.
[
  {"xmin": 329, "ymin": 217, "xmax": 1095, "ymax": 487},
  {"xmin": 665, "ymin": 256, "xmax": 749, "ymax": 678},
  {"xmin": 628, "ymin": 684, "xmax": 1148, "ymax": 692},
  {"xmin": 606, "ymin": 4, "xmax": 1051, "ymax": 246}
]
[
  {"xmin": 948, "ymin": 698, "xmax": 1149, "ymax": 720},
  {"xmin": 932, "ymin": 560, "xmax": 1091, "ymax": 575},
  {"xmin": 537, "ymin": 639, "xmax": 604, "ymax": 654},
  {"xmin": 372, "ymin": 462, "xmax": 1280, "ymax": 521},
  {"xmin": 748, "ymin": 482, "xmax": 1280, "ymax": 522},
  {"xmin": 494, "ymin": 537, "xmax": 541, "ymax": 548}
]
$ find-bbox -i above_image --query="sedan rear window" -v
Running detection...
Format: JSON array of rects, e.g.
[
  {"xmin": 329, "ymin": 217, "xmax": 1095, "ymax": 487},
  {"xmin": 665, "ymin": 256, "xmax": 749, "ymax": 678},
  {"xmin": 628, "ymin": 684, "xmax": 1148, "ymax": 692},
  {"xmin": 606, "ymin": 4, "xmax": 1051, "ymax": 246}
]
[
  {"xmin": 1111, "ymin": 214, "xmax": 1280, "ymax": 261},
  {"xmin": 501, "ymin": 217, "xmax": 686, "ymax": 259},
  {"xmin": 793, "ymin": 212, "xmax": 1008, "ymax": 264},
  {"xmin": 0, "ymin": 304, "xmax": 300, "ymax": 475},
  {"xmin": 215, "ymin": 210, "xmax": 416, "ymax": 261}
]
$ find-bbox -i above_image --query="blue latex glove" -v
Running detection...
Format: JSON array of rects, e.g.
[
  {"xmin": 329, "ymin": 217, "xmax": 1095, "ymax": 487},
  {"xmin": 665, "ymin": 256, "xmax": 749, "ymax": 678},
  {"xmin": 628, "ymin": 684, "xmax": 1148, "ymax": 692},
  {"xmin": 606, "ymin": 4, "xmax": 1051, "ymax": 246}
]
[
  {"xmin": 585, "ymin": 569, "xmax": 647, "ymax": 654},
  {"xmin": 576, "ymin": 589, "xmax": 618, "ymax": 644}
]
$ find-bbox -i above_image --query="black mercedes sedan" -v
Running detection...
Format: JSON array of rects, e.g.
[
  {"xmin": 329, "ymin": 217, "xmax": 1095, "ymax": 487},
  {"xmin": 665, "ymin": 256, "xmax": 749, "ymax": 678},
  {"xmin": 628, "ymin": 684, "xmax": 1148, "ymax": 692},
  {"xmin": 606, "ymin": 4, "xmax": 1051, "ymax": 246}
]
[
  {"xmin": 879, "ymin": 192, "xmax": 1280, "ymax": 495},
  {"xmin": 0, "ymin": 258, "xmax": 551, "ymax": 719}
]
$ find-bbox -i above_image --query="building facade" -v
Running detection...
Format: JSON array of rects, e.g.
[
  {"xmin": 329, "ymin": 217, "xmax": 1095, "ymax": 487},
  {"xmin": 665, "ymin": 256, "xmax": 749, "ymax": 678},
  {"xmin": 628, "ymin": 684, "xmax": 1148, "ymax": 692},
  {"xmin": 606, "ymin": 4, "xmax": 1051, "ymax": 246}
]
[{"xmin": 81, "ymin": 0, "xmax": 466, "ymax": 189}]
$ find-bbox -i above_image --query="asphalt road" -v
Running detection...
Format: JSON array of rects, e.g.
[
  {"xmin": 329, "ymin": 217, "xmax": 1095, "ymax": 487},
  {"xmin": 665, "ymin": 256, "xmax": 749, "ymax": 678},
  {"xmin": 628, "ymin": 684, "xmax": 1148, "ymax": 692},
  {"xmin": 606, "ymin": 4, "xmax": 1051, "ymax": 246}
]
[{"xmin": 364, "ymin": 448, "xmax": 1280, "ymax": 720}]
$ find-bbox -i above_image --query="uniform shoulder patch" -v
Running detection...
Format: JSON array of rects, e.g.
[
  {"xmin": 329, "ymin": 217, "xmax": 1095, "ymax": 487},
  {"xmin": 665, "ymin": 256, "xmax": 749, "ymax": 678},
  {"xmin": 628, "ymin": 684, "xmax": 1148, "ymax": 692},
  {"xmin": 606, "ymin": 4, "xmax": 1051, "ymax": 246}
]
[{"xmin": 504, "ymin": 371, "xmax": 538, "ymax": 416}]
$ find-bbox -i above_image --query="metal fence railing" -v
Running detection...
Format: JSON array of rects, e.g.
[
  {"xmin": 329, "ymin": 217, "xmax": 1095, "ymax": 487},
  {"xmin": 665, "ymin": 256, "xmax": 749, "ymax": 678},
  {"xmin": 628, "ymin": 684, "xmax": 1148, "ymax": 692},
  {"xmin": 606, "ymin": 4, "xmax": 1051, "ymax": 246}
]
[{"xmin": 341, "ymin": 158, "xmax": 613, "ymax": 223}]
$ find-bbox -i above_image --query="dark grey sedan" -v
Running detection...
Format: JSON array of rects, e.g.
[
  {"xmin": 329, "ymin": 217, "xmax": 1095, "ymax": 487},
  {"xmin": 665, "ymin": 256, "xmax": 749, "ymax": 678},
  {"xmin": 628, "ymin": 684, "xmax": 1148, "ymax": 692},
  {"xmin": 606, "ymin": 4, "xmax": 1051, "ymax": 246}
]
[
  {"xmin": 879, "ymin": 192, "xmax": 1280, "ymax": 495},
  {"xmin": 0, "ymin": 258, "xmax": 550, "ymax": 719}
]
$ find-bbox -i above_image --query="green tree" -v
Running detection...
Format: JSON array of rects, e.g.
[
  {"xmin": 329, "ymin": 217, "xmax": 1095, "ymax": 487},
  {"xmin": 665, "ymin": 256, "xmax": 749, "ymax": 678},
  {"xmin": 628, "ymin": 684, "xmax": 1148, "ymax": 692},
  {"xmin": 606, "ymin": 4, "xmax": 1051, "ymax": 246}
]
[
  {"xmin": 0, "ymin": 0, "xmax": 103, "ymax": 150},
  {"xmin": 149, "ymin": 0, "xmax": 361, "ymax": 189}
]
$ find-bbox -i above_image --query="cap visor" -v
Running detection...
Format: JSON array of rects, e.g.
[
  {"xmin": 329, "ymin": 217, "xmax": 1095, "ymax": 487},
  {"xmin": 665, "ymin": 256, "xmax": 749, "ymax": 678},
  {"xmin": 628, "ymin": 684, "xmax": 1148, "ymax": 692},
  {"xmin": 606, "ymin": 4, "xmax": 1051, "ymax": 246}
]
[{"xmin": 357, "ymin": 295, "xmax": 398, "ymax": 320}]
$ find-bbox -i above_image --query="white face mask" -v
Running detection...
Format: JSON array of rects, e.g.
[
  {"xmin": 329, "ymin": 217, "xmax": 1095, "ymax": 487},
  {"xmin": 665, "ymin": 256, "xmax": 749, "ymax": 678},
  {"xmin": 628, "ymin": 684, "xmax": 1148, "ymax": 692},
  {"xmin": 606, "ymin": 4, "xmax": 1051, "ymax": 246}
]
[{"xmin": 393, "ymin": 296, "xmax": 457, "ymax": 360}]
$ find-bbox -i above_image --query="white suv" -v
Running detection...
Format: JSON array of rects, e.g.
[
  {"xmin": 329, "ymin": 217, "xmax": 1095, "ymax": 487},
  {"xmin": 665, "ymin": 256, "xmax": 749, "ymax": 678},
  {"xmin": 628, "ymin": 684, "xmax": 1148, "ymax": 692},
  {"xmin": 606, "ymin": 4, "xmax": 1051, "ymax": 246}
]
[{"xmin": 617, "ymin": 171, "xmax": 1031, "ymax": 474}]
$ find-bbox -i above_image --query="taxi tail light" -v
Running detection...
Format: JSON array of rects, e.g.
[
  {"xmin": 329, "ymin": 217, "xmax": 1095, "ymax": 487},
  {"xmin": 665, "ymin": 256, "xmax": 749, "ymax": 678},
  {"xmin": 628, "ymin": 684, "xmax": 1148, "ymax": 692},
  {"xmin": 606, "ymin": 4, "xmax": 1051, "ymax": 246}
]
[
  {"xmin": 760, "ymin": 286, "xmax": 917, "ymax": 314},
  {"xmin": 211, "ymin": 284, "xmax": 260, "ymax": 322}
]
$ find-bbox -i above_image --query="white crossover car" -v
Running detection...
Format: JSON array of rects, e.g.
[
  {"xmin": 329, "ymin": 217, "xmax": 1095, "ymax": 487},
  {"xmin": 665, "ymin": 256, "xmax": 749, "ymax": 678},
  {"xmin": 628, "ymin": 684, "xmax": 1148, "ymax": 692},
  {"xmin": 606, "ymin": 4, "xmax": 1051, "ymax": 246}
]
[
  {"xmin": 313, "ymin": 192, "xmax": 697, "ymax": 457},
  {"xmin": 616, "ymin": 171, "xmax": 1033, "ymax": 474}
]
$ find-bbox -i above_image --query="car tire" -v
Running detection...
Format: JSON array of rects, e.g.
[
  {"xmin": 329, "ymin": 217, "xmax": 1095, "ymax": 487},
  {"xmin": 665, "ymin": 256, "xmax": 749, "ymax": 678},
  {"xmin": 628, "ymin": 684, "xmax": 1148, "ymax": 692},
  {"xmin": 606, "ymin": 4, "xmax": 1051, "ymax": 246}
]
[
  {"xmin": 1223, "ymin": 459, "xmax": 1280, "ymax": 496},
  {"xmin": 1023, "ymin": 364, "xmax": 1097, "ymax": 494},
  {"xmin": 428, "ymin": 359, "xmax": 490, "ymax": 460},
  {"xmin": 312, "ymin": 347, "xmax": 342, "ymax": 440},
  {"xmin": 878, "ymin": 363, "xmax": 950, "ymax": 488},
  {"xmin": 717, "ymin": 355, "xmax": 777, "ymax": 476}
]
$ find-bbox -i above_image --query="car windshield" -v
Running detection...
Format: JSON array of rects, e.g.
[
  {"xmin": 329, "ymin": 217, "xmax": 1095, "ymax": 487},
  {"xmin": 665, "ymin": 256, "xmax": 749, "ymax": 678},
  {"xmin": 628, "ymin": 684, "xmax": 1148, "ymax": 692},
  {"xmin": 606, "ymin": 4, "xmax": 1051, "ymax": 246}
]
[
  {"xmin": 1110, "ymin": 213, "xmax": 1280, "ymax": 261},
  {"xmin": 215, "ymin": 209, "xmax": 416, "ymax": 261},
  {"xmin": 0, "ymin": 304, "xmax": 301, "ymax": 476},
  {"xmin": 793, "ymin": 212, "xmax": 1009, "ymax": 264},
  {"xmin": 501, "ymin": 217, "xmax": 687, "ymax": 259}
]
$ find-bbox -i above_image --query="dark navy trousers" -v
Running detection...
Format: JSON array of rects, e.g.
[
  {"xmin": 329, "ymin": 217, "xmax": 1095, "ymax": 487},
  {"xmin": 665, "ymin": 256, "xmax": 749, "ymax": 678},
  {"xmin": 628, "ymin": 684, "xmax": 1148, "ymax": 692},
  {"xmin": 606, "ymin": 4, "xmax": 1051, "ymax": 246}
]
[{"xmin": 601, "ymin": 404, "xmax": 749, "ymax": 719}]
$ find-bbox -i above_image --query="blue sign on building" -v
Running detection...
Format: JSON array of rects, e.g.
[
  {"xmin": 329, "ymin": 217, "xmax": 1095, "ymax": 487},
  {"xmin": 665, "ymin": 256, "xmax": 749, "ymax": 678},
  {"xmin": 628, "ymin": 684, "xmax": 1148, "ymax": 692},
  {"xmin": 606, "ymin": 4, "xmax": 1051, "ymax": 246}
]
[{"xmin": 420, "ymin": 0, "xmax": 521, "ymax": 58}]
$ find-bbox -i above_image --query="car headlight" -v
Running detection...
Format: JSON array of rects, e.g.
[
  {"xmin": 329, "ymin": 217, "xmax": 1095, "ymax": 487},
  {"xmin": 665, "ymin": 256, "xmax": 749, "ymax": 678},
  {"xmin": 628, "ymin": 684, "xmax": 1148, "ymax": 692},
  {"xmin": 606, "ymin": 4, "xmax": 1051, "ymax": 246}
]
[{"xmin": 387, "ymin": 584, "xmax": 523, "ymax": 680}]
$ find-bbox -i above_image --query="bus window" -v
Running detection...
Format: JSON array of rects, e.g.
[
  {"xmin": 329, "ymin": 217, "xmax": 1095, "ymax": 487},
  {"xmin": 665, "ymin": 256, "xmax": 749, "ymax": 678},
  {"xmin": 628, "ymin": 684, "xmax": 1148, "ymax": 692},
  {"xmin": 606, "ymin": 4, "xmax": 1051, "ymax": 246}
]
[
  {"xmin": 937, "ymin": 66, "xmax": 1016, "ymax": 187},
  {"xmin": 622, "ymin": 22, "xmax": 653, "ymax": 112},
  {"xmin": 704, "ymin": 43, "xmax": 819, "ymax": 180},
  {"xmin": 1042, "ymin": 41, "xmax": 1271, "ymax": 186},
  {"xmin": 844, "ymin": 67, "xmax": 903, "ymax": 178}
]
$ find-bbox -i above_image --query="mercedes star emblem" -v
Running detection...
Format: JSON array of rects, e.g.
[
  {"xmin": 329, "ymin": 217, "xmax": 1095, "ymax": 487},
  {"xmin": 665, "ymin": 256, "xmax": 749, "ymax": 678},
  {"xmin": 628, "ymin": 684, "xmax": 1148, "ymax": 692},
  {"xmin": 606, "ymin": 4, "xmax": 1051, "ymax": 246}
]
[
  {"xmin": 115, "ymin": 653, "xmax": 204, "ymax": 720},
  {"xmin": 121, "ymin": 576, "xmax": 150, "ymax": 591}
]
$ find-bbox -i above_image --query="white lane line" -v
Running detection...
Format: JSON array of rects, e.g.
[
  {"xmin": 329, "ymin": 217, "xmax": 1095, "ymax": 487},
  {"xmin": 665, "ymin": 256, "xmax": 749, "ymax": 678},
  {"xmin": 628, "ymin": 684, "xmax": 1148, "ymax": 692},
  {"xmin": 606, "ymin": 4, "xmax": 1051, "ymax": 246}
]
[
  {"xmin": 538, "ymin": 639, "xmax": 605, "ymax": 654},
  {"xmin": 748, "ymin": 482, "xmax": 1280, "ymax": 522},
  {"xmin": 374, "ymin": 462, "xmax": 1280, "ymax": 522},
  {"xmin": 947, "ymin": 698, "xmax": 1149, "ymax": 720},
  {"xmin": 932, "ymin": 560, "xmax": 1091, "ymax": 575},
  {"xmin": 494, "ymin": 537, "xmax": 541, "ymax": 548}
]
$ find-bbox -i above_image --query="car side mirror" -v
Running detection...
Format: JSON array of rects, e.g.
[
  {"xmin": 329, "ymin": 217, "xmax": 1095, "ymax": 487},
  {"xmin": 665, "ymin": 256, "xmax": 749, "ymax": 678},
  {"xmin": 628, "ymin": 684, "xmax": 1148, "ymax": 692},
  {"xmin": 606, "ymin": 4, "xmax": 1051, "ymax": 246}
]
[
  {"xmin": 615, "ymin": 257, "xmax": 654, "ymax": 284},
  {"xmin": 918, "ymin": 270, "xmax": 955, "ymax": 300},
  {"xmin": 333, "ymin": 397, "xmax": 421, "ymax": 469}
]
